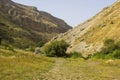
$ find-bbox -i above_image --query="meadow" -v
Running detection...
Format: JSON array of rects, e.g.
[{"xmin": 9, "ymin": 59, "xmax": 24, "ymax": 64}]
[
  {"xmin": 0, "ymin": 47, "xmax": 120, "ymax": 80},
  {"xmin": 0, "ymin": 47, "xmax": 54, "ymax": 80}
]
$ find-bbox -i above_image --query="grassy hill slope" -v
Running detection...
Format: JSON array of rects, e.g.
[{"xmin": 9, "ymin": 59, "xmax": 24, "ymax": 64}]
[
  {"xmin": 52, "ymin": 1, "xmax": 120, "ymax": 56},
  {"xmin": 0, "ymin": 0, "xmax": 71, "ymax": 49}
]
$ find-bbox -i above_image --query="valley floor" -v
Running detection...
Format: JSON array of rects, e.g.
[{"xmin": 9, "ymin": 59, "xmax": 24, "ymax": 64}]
[
  {"xmin": 41, "ymin": 58, "xmax": 120, "ymax": 80},
  {"xmin": 0, "ymin": 48, "xmax": 120, "ymax": 80}
]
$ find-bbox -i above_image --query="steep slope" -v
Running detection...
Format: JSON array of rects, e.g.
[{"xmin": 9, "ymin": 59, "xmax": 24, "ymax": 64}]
[
  {"xmin": 53, "ymin": 0, "xmax": 120, "ymax": 56},
  {"xmin": 0, "ymin": 0, "xmax": 71, "ymax": 48}
]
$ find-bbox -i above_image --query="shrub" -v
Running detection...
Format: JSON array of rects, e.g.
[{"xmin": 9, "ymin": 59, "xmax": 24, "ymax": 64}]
[
  {"xmin": 102, "ymin": 39, "xmax": 116, "ymax": 54},
  {"xmin": 7, "ymin": 46, "xmax": 14, "ymax": 52},
  {"xmin": 115, "ymin": 41, "xmax": 120, "ymax": 49},
  {"xmin": 41, "ymin": 40, "xmax": 69, "ymax": 57},
  {"xmin": 93, "ymin": 52, "xmax": 106, "ymax": 59},
  {"xmin": 0, "ymin": 27, "xmax": 13, "ymax": 45},
  {"xmin": 112, "ymin": 50, "xmax": 120, "ymax": 59},
  {"xmin": 93, "ymin": 39, "xmax": 120, "ymax": 59},
  {"xmin": 36, "ymin": 41, "xmax": 45, "ymax": 47},
  {"xmin": 26, "ymin": 46, "xmax": 35, "ymax": 52},
  {"xmin": 13, "ymin": 38, "xmax": 35, "ymax": 49},
  {"xmin": 104, "ymin": 39, "xmax": 115, "ymax": 46},
  {"xmin": 5, "ymin": 45, "xmax": 15, "ymax": 52},
  {"xmin": 69, "ymin": 52, "xmax": 83, "ymax": 58},
  {"xmin": 1, "ymin": 40, "xmax": 9, "ymax": 47}
]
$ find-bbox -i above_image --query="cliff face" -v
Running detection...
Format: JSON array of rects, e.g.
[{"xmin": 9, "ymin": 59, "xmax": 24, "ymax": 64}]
[
  {"xmin": 0, "ymin": 0, "xmax": 71, "ymax": 48},
  {"xmin": 52, "ymin": 1, "xmax": 120, "ymax": 56}
]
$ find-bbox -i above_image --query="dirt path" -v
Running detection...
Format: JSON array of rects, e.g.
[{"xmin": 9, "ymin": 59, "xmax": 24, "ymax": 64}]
[
  {"xmin": 40, "ymin": 58, "xmax": 120, "ymax": 80},
  {"xmin": 40, "ymin": 58, "xmax": 89, "ymax": 80},
  {"xmin": 41, "ymin": 58, "xmax": 68, "ymax": 80}
]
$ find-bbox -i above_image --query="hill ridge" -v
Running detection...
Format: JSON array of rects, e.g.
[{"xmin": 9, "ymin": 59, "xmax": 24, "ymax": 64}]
[{"xmin": 0, "ymin": 0, "xmax": 71, "ymax": 48}]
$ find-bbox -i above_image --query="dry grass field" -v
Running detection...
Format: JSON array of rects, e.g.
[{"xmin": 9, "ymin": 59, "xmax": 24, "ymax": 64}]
[{"xmin": 0, "ymin": 47, "xmax": 120, "ymax": 80}]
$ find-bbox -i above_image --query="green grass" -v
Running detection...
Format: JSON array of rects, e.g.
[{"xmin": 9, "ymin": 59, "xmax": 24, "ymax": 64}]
[
  {"xmin": 63, "ymin": 58, "xmax": 120, "ymax": 80},
  {"xmin": 0, "ymin": 47, "xmax": 120, "ymax": 80},
  {"xmin": 0, "ymin": 47, "xmax": 54, "ymax": 80},
  {"xmin": 40, "ymin": 58, "xmax": 120, "ymax": 80}
]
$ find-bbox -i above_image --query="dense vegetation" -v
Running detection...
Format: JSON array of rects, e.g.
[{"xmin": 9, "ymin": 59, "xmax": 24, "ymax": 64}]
[
  {"xmin": 0, "ymin": 23, "xmax": 13, "ymax": 45},
  {"xmin": 41, "ymin": 40, "xmax": 69, "ymax": 57},
  {"xmin": 93, "ymin": 39, "xmax": 120, "ymax": 59},
  {"xmin": 0, "ymin": 19, "xmax": 47, "ymax": 50},
  {"xmin": 0, "ymin": 0, "xmax": 71, "ymax": 50}
]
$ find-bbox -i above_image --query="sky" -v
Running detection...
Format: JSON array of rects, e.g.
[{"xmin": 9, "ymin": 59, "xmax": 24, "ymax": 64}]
[{"xmin": 12, "ymin": 0, "xmax": 117, "ymax": 27}]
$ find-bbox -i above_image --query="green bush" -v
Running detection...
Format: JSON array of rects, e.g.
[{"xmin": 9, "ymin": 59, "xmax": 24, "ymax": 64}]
[
  {"xmin": 36, "ymin": 41, "xmax": 45, "ymax": 47},
  {"xmin": 1, "ymin": 40, "xmax": 9, "ymax": 47},
  {"xmin": 102, "ymin": 39, "xmax": 116, "ymax": 54},
  {"xmin": 0, "ymin": 27, "xmax": 13, "ymax": 45},
  {"xmin": 93, "ymin": 52, "xmax": 106, "ymax": 59},
  {"xmin": 93, "ymin": 39, "xmax": 120, "ymax": 59},
  {"xmin": 41, "ymin": 40, "xmax": 69, "ymax": 57},
  {"xmin": 13, "ymin": 38, "xmax": 35, "ymax": 49},
  {"xmin": 69, "ymin": 52, "xmax": 83, "ymax": 58},
  {"xmin": 6, "ymin": 46, "xmax": 15, "ymax": 52},
  {"xmin": 112, "ymin": 50, "xmax": 120, "ymax": 59},
  {"xmin": 105, "ymin": 50, "xmax": 120, "ymax": 59},
  {"xmin": 26, "ymin": 46, "xmax": 35, "ymax": 52},
  {"xmin": 104, "ymin": 39, "xmax": 115, "ymax": 46}
]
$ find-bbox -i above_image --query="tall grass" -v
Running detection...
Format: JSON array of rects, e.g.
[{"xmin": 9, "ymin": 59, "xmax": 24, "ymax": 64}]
[{"xmin": 0, "ymin": 47, "xmax": 54, "ymax": 80}]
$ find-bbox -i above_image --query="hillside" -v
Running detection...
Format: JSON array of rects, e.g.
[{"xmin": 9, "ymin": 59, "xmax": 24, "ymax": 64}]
[
  {"xmin": 0, "ymin": 1, "xmax": 120, "ymax": 80},
  {"xmin": 52, "ymin": 0, "xmax": 120, "ymax": 56},
  {"xmin": 0, "ymin": 0, "xmax": 71, "ymax": 48}
]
